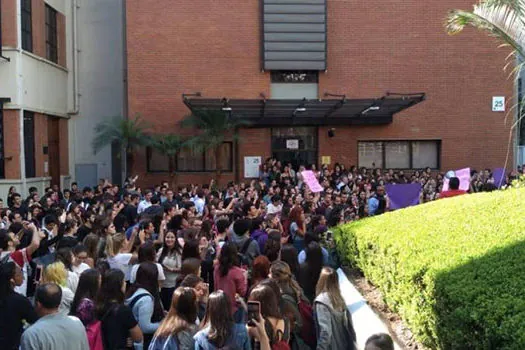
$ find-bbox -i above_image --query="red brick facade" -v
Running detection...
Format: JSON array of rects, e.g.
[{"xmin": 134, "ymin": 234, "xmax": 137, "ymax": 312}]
[
  {"xmin": 126, "ymin": 0, "xmax": 514, "ymax": 187},
  {"xmin": 1, "ymin": 0, "xmax": 17, "ymax": 47}
]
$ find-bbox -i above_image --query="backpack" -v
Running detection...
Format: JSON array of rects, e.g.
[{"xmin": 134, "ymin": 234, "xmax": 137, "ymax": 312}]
[
  {"xmin": 282, "ymin": 294, "xmax": 316, "ymax": 349},
  {"xmin": 86, "ymin": 321, "xmax": 104, "ymax": 350},
  {"xmin": 237, "ymin": 238, "xmax": 253, "ymax": 269},
  {"xmin": 148, "ymin": 334, "xmax": 179, "ymax": 350}
]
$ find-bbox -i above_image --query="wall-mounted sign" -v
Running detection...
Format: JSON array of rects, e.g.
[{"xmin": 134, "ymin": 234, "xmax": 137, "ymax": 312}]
[
  {"xmin": 244, "ymin": 156, "xmax": 261, "ymax": 178},
  {"xmin": 286, "ymin": 139, "xmax": 299, "ymax": 149},
  {"xmin": 492, "ymin": 96, "xmax": 505, "ymax": 112},
  {"xmin": 321, "ymin": 156, "xmax": 331, "ymax": 165}
]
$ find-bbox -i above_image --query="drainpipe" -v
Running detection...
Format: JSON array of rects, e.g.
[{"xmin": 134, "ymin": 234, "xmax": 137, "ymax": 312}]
[
  {"xmin": 68, "ymin": 0, "xmax": 80, "ymax": 116},
  {"xmin": 15, "ymin": 0, "xmax": 27, "ymax": 195}
]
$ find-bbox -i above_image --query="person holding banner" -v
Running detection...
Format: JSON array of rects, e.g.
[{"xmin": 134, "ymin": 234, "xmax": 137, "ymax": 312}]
[{"xmin": 439, "ymin": 177, "xmax": 467, "ymax": 199}]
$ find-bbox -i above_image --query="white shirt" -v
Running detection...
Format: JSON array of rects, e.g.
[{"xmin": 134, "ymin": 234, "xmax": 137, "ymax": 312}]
[
  {"xmin": 72, "ymin": 263, "xmax": 91, "ymax": 275},
  {"xmin": 108, "ymin": 253, "xmax": 133, "ymax": 281},
  {"xmin": 137, "ymin": 200, "xmax": 152, "ymax": 214},
  {"xmin": 129, "ymin": 262, "xmax": 166, "ymax": 283},
  {"xmin": 267, "ymin": 203, "xmax": 283, "ymax": 214},
  {"xmin": 191, "ymin": 197, "xmax": 205, "ymax": 216}
]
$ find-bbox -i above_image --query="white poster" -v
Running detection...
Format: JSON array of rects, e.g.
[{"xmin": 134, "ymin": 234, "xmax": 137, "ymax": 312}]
[
  {"xmin": 286, "ymin": 139, "xmax": 299, "ymax": 149},
  {"xmin": 244, "ymin": 156, "xmax": 261, "ymax": 178},
  {"xmin": 492, "ymin": 96, "xmax": 505, "ymax": 112}
]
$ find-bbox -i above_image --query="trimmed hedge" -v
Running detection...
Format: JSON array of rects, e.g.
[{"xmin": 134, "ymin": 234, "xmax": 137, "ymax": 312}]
[{"xmin": 334, "ymin": 188, "xmax": 525, "ymax": 350}]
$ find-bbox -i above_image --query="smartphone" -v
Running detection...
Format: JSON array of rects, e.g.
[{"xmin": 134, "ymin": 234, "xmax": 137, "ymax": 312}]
[
  {"xmin": 247, "ymin": 301, "xmax": 261, "ymax": 326},
  {"xmin": 34, "ymin": 265, "xmax": 43, "ymax": 282},
  {"xmin": 326, "ymin": 231, "xmax": 333, "ymax": 241}
]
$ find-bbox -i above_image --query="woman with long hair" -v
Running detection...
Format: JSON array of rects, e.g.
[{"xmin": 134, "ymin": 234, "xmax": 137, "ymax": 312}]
[
  {"xmin": 0, "ymin": 262, "xmax": 37, "ymax": 350},
  {"xmin": 96, "ymin": 269, "xmax": 143, "ymax": 350},
  {"xmin": 280, "ymin": 244, "xmax": 299, "ymax": 281},
  {"xmin": 56, "ymin": 219, "xmax": 79, "ymax": 250},
  {"xmin": 289, "ymin": 206, "xmax": 306, "ymax": 253},
  {"xmin": 249, "ymin": 284, "xmax": 290, "ymax": 348},
  {"xmin": 129, "ymin": 243, "xmax": 165, "ymax": 285},
  {"xmin": 106, "ymin": 232, "xmax": 135, "ymax": 282},
  {"xmin": 193, "ymin": 290, "xmax": 251, "ymax": 349},
  {"xmin": 70, "ymin": 269, "xmax": 101, "ymax": 328},
  {"xmin": 250, "ymin": 255, "xmax": 270, "ymax": 292},
  {"xmin": 315, "ymin": 267, "xmax": 356, "ymax": 350},
  {"xmin": 263, "ymin": 229, "xmax": 282, "ymax": 262},
  {"xmin": 55, "ymin": 247, "xmax": 80, "ymax": 293},
  {"xmin": 125, "ymin": 262, "xmax": 164, "ymax": 347},
  {"xmin": 298, "ymin": 241, "xmax": 323, "ymax": 303},
  {"xmin": 213, "ymin": 242, "xmax": 247, "ymax": 317},
  {"xmin": 157, "ymin": 230, "xmax": 182, "ymax": 311},
  {"xmin": 83, "ymin": 233, "xmax": 99, "ymax": 267},
  {"xmin": 42, "ymin": 261, "xmax": 75, "ymax": 314},
  {"xmin": 150, "ymin": 287, "xmax": 198, "ymax": 349}
]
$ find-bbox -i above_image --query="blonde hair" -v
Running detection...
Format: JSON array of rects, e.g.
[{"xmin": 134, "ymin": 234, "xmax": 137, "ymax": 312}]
[
  {"xmin": 105, "ymin": 232, "xmax": 126, "ymax": 258},
  {"xmin": 315, "ymin": 267, "xmax": 346, "ymax": 312},
  {"xmin": 43, "ymin": 261, "xmax": 68, "ymax": 287},
  {"xmin": 270, "ymin": 260, "xmax": 302, "ymax": 300}
]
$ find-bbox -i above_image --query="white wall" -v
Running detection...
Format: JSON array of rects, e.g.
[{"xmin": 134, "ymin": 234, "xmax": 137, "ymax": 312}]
[
  {"xmin": 68, "ymin": 0, "xmax": 125, "ymax": 184},
  {"xmin": 45, "ymin": 0, "xmax": 66, "ymax": 14}
]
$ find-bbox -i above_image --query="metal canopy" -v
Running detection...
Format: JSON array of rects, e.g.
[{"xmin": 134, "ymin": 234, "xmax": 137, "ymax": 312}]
[{"xmin": 182, "ymin": 93, "xmax": 425, "ymax": 127}]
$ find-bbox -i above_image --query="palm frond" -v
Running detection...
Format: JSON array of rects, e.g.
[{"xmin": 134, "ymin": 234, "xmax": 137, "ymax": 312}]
[
  {"xmin": 92, "ymin": 116, "xmax": 152, "ymax": 154},
  {"xmin": 446, "ymin": 1, "xmax": 525, "ymax": 59},
  {"xmin": 151, "ymin": 134, "xmax": 186, "ymax": 156}
]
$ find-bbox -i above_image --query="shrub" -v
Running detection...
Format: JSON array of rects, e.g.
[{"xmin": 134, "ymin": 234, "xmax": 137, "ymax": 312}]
[{"xmin": 334, "ymin": 188, "xmax": 525, "ymax": 349}]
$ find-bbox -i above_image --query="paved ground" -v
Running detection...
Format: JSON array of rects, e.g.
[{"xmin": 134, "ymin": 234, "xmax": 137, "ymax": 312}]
[{"xmin": 337, "ymin": 268, "xmax": 402, "ymax": 350}]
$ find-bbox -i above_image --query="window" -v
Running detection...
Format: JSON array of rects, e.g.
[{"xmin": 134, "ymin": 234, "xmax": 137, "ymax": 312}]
[
  {"xmin": 175, "ymin": 142, "xmax": 233, "ymax": 172},
  {"xmin": 0, "ymin": 108, "xmax": 4, "ymax": 178},
  {"xmin": 146, "ymin": 148, "xmax": 170, "ymax": 173},
  {"xmin": 45, "ymin": 5, "xmax": 57, "ymax": 63},
  {"xmin": 358, "ymin": 141, "xmax": 440, "ymax": 169},
  {"xmin": 270, "ymin": 71, "xmax": 319, "ymax": 83},
  {"xmin": 21, "ymin": 0, "xmax": 32, "ymax": 52},
  {"xmin": 23, "ymin": 111, "xmax": 35, "ymax": 178}
]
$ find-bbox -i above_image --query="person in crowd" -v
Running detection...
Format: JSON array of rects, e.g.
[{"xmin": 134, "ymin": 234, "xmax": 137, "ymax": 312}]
[
  {"xmin": 193, "ymin": 290, "xmax": 251, "ymax": 349},
  {"xmin": 180, "ymin": 274, "xmax": 209, "ymax": 322},
  {"xmin": 82, "ymin": 233, "xmax": 99, "ymax": 268},
  {"xmin": 56, "ymin": 219, "xmax": 79, "ymax": 250},
  {"xmin": 106, "ymin": 232, "xmax": 136, "ymax": 282},
  {"xmin": 264, "ymin": 229, "xmax": 282, "ymax": 262},
  {"xmin": 439, "ymin": 176, "xmax": 467, "ymax": 199},
  {"xmin": 130, "ymin": 242, "xmax": 166, "ymax": 285},
  {"xmin": 249, "ymin": 284, "xmax": 290, "ymax": 348},
  {"xmin": 70, "ymin": 268, "xmax": 101, "ymax": 346},
  {"xmin": 280, "ymin": 244, "xmax": 300, "ymax": 281},
  {"xmin": 365, "ymin": 333, "xmax": 395, "ymax": 350},
  {"xmin": 96, "ymin": 269, "xmax": 143, "ymax": 350},
  {"xmin": 125, "ymin": 262, "xmax": 164, "ymax": 347},
  {"xmin": 150, "ymin": 286, "xmax": 198, "ymax": 349},
  {"xmin": 20, "ymin": 283, "xmax": 89, "ymax": 350},
  {"xmin": 42, "ymin": 261, "xmax": 75, "ymax": 314},
  {"xmin": 56, "ymin": 247, "xmax": 80, "ymax": 293},
  {"xmin": 289, "ymin": 206, "xmax": 306, "ymax": 253},
  {"xmin": 231, "ymin": 219, "xmax": 260, "ymax": 267},
  {"xmin": 251, "ymin": 217, "xmax": 268, "ymax": 254},
  {"xmin": 315, "ymin": 267, "xmax": 357, "ymax": 350},
  {"xmin": 298, "ymin": 241, "xmax": 323, "ymax": 303},
  {"xmin": 72, "ymin": 244, "xmax": 92, "ymax": 274},
  {"xmin": 213, "ymin": 241, "xmax": 247, "ymax": 319},
  {"xmin": 298, "ymin": 232, "xmax": 330, "ymax": 266},
  {"xmin": 156, "ymin": 229, "xmax": 183, "ymax": 311},
  {"xmin": 250, "ymin": 255, "xmax": 271, "ymax": 292},
  {"xmin": 0, "ymin": 262, "xmax": 38, "ymax": 350}
]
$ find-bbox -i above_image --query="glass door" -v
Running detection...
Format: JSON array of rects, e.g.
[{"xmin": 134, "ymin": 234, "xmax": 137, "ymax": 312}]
[{"xmin": 271, "ymin": 127, "xmax": 317, "ymax": 170}]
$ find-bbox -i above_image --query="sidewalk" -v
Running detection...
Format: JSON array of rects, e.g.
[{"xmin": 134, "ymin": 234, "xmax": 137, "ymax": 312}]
[{"xmin": 337, "ymin": 268, "xmax": 402, "ymax": 350}]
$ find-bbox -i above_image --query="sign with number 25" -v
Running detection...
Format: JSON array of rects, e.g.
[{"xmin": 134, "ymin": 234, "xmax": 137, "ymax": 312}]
[{"xmin": 492, "ymin": 96, "xmax": 505, "ymax": 112}]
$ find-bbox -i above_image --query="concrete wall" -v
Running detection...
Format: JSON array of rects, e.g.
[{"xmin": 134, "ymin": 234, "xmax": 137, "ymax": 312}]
[{"xmin": 68, "ymin": 0, "xmax": 125, "ymax": 185}]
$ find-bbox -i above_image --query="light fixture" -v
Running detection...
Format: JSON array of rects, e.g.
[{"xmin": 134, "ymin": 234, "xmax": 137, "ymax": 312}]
[
  {"xmin": 294, "ymin": 107, "xmax": 306, "ymax": 113},
  {"xmin": 222, "ymin": 107, "xmax": 232, "ymax": 111},
  {"xmin": 361, "ymin": 106, "xmax": 380, "ymax": 114},
  {"xmin": 328, "ymin": 128, "xmax": 335, "ymax": 138}
]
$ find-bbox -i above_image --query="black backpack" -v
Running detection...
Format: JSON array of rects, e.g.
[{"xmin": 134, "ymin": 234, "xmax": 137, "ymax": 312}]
[{"xmin": 237, "ymin": 238, "xmax": 253, "ymax": 269}]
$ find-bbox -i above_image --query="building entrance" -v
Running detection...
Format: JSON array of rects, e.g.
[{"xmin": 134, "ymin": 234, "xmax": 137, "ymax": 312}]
[{"xmin": 271, "ymin": 127, "xmax": 317, "ymax": 170}]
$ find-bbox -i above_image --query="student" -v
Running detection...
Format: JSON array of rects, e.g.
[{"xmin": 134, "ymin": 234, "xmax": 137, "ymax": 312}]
[
  {"xmin": 150, "ymin": 287, "xmax": 199, "ymax": 349},
  {"xmin": 365, "ymin": 333, "xmax": 395, "ymax": 350},
  {"xmin": 96, "ymin": 269, "xmax": 143, "ymax": 350},
  {"xmin": 298, "ymin": 241, "xmax": 323, "ymax": 303},
  {"xmin": 42, "ymin": 261, "xmax": 75, "ymax": 314},
  {"xmin": 125, "ymin": 262, "xmax": 164, "ymax": 347},
  {"xmin": 314, "ymin": 267, "xmax": 357, "ymax": 350},
  {"xmin": 0, "ymin": 262, "xmax": 38, "ymax": 350},
  {"xmin": 72, "ymin": 244, "xmax": 91, "ymax": 275},
  {"xmin": 193, "ymin": 290, "xmax": 251, "ymax": 349},
  {"xmin": 70, "ymin": 269, "xmax": 101, "ymax": 327}
]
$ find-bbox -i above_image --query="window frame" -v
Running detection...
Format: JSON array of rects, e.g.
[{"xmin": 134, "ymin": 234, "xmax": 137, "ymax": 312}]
[
  {"xmin": 146, "ymin": 142, "xmax": 234, "ymax": 173},
  {"xmin": 45, "ymin": 4, "xmax": 58, "ymax": 63},
  {"xmin": 358, "ymin": 140, "xmax": 441, "ymax": 170},
  {"xmin": 21, "ymin": 0, "xmax": 32, "ymax": 52}
]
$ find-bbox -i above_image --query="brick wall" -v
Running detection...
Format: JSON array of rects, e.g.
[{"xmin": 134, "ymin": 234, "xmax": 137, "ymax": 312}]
[
  {"xmin": 57, "ymin": 12, "xmax": 66, "ymax": 67},
  {"xmin": 126, "ymin": 0, "xmax": 515, "ymax": 188},
  {"xmin": 31, "ymin": 0, "xmax": 45, "ymax": 57},
  {"xmin": 58, "ymin": 117, "xmax": 68, "ymax": 175},
  {"xmin": 34, "ymin": 113, "xmax": 48, "ymax": 177},
  {"xmin": 1, "ymin": 0, "xmax": 17, "ymax": 47},
  {"xmin": 3, "ymin": 109, "xmax": 21, "ymax": 179}
]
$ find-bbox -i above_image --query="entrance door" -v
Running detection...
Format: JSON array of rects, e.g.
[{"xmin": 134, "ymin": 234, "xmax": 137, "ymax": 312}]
[
  {"xmin": 47, "ymin": 117, "xmax": 60, "ymax": 186},
  {"xmin": 271, "ymin": 127, "xmax": 317, "ymax": 170}
]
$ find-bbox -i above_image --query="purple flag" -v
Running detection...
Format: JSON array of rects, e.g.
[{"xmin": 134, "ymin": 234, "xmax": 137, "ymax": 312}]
[
  {"xmin": 385, "ymin": 183, "xmax": 422, "ymax": 210},
  {"xmin": 493, "ymin": 168, "xmax": 506, "ymax": 188}
]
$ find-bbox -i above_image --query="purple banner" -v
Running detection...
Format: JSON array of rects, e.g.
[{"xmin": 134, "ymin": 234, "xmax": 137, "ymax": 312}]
[
  {"xmin": 493, "ymin": 168, "xmax": 507, "ymax": 188},
  {"xmin": 386, "ymin": 183, "xmax": 422, "ymax": 210}
]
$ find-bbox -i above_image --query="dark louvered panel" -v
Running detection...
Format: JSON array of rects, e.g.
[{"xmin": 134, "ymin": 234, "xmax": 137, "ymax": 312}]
[{"xmin": 262, "ymin": 0, "xmax": 327, "ymax": 70}]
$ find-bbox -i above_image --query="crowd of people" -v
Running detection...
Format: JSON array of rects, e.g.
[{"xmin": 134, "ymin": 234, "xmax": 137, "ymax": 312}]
[{"xmin": 0, "ymin": 157, "xmax": 515, "ymax": 350}]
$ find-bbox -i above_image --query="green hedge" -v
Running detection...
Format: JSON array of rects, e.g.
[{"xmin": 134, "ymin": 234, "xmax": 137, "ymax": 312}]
[{"xmin": 334, "ymin": 188, "xmax": 525, "ymax": 349}]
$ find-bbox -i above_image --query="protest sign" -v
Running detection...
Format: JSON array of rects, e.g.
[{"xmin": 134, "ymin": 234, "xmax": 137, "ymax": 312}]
[
  {"xmin": 442, "ymin": 167, "xmax": 470, "ymax": 191},
  {"xmin": 493, "ymin": 168, "xmax": 506, "ymax": 188},
  {"xmin": 301, "ymin": 170, "xmax": 324, "ymax": 192},
  {"xmin": 385, "ymin": 183, "xmax": 421, "ymax": 210}
]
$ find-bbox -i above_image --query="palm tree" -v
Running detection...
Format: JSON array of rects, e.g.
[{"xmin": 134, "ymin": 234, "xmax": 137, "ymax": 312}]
[
  {"xmin": 151, "ymin": 134, "xmax": 185, "ymax": 189},
  {"xmin": 180, "ymin": 108, "xmax": 250, "ymax": 182},
  {"xmin": 92, "ymin": 116, "xmax": 151, "ymax": 179},
  {"xmin": 446, "ymin": 0, "xmax": 525, "ymax": 169}
]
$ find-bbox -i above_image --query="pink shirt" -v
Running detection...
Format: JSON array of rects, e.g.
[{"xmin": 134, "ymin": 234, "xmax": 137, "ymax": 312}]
[{"xmin": 213, "ymin": 264, "xmax": 247, "ymax": 313}]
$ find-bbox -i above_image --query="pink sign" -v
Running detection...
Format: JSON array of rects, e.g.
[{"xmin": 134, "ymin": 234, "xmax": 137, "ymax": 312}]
[
  {"xmin": 301, "ymin": 170, "xmax": 324, "ymax": 193},
  {"xmin": 442, "ymin": 167, "xmax": 471, "ymax": 192}
]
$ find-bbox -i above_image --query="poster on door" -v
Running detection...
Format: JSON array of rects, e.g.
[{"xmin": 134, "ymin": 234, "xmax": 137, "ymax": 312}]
[{"xmin": 244, "ymin": 156, "xmax": 261, "ymax": 178}]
